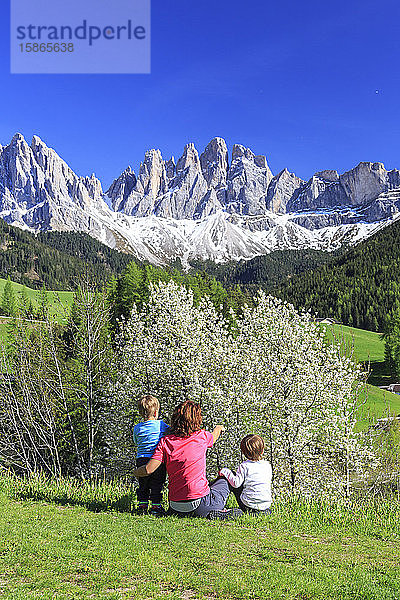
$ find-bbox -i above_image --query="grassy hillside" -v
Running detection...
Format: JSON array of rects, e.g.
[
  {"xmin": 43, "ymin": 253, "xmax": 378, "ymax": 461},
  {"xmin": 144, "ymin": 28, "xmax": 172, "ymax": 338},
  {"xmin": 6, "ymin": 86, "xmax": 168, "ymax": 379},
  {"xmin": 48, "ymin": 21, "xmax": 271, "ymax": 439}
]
[
  {"xmin": 323, "ymin": 323, "xmax": 400, "ymax": 425},
  {"xmin": 0, "ymin": 278, "xmax": 74, "ymax": 322},
  {"xmin": 326, "ymin": 323, "xmax": 385, "ymax": 362},
  {"xmin": 0, "ymin": 476, "xmax": 398, "ymax": 600},
  {"xmin": 357, "ymin": 385, "xmax": 400, "ymax": 427}
]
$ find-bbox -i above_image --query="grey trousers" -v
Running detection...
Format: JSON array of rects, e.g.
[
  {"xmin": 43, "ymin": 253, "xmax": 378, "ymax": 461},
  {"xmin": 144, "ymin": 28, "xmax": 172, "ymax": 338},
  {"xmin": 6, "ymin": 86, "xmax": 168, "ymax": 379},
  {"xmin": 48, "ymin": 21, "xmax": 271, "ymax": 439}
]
[{"xmin": 168, "ymin": 477, "xmax": 230, "ymax": 518}]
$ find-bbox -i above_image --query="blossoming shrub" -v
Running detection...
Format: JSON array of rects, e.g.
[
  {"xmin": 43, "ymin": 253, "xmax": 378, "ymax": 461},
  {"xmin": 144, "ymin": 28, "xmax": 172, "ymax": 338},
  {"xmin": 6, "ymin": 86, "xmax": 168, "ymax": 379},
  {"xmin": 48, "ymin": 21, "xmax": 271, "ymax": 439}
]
[{"xmin": 114, "ymin": 281, "xmax": 373, "ymax": 498}]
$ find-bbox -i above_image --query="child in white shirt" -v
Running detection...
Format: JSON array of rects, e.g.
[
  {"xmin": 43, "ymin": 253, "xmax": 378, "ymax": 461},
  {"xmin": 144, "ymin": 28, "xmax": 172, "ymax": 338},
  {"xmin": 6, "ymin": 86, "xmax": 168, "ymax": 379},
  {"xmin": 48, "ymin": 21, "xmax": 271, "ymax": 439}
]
[{"xmin": 219, "ymin": 434, "xmax": 272, "ymax": 513}]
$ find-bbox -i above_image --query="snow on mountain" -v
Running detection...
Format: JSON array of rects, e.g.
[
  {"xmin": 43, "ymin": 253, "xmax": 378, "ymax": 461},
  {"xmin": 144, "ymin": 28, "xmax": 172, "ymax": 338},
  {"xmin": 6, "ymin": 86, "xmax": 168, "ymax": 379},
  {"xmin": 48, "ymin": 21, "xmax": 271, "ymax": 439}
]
[{"xmin": 1, "ymin": 133, "xmax": 400, "ymax": 267}]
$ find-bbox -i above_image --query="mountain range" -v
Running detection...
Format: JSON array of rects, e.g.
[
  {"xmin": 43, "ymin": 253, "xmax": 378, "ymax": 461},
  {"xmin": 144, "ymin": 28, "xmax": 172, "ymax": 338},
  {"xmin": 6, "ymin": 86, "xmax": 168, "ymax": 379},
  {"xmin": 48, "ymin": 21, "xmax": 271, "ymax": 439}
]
[{"xmin": 1, "ymin": 133, "xmax": 400, "ymax": 265}]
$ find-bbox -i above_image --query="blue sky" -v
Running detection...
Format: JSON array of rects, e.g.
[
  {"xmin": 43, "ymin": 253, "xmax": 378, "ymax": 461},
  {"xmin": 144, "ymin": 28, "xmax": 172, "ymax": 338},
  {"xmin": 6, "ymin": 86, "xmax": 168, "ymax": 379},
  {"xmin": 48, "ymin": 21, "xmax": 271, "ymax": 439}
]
[{"xmin": 1, "ymin": 0, "xmax": 399, "ymax": 188}]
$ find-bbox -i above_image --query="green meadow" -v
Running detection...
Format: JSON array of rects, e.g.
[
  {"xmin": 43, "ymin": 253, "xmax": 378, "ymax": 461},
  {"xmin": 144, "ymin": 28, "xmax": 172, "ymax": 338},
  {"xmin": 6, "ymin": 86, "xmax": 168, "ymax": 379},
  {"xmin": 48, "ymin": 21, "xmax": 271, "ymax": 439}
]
[
  {"xmin": 326, "ymin": 324, "xmax": 385, "ymax": 363},
  {"xmin": 0, "ymin": 278, "xmax": 74, "ymax": 323},
  {"xmin": 0, "ymin": 475, "xmax": 399, "ymax": 600},
  {"xmin": 322, "ymin": 323, "xmax": 400, "ymax": 424}
]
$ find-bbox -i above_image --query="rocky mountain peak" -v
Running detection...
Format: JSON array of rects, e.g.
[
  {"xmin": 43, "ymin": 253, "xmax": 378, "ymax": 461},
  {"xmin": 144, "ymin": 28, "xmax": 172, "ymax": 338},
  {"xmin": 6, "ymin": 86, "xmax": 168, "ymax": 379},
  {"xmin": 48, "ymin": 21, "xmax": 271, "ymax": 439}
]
[
  {"xmin": 232, "ymin": 144, "xmax": 254, "ymax": 162},
  {"xmin": 226, "ymin": 144, "xmax": 273, "ymax": 215},
  {"xmin": 31, "ymin": 134, "xmax": 46, "ymax": 148},
  {"xmin": 136, "ymin": 149, "xmax": 167, "ymax": 198},
  {"xmin": 176, "ymin": 143, "xmax": 201, "ymax": 173},
  {"xmin": 200, "ymin": 137, "xmax": 229, "ymax": 190},
  {"xmin": 0, "ymin": 132, "xmax": 109, "ymax": 233},
  {"xmin": 107, "ymin": 138, "xmax": 277, "ymax": 220},
  {"xmin": 82, "ymin": 173, "xmax": 103, "ymax": 202},
  {"xmin": 11, "ymin": 132, "xmax": 26, "ymax": 145},
  {"xmin": 339, "ymin": 161, "xmax": 388, "ymax": 206},
  {"xmin": 107, "ymin": 166, "xmax": 138, "ymax": 212},
  {"xmin": 315, "ymin": 170, "xmax": 339, "ymax": 182},
  {"xmin": 388, "ymin": 169, "xmax": 400, "ymax": 188},
  {"xmin": 7, "ymin": 133, "xmax": 30, "ymax": 166},
  {"xmin": 254, "ymin": 155, "xmax": 268, "ymax": 168},
  {"xmin": 266, "ymin": 169, "xmax": 304, "ymax": 214}
]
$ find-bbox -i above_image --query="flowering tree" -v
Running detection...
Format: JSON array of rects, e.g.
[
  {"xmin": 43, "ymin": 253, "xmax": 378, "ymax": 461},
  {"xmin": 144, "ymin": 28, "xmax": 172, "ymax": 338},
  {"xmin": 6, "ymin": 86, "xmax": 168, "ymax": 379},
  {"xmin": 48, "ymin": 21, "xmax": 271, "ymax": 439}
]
[
  {"xmin": 114, "ymin": 282, "xmax": 374, "ymax": 498},
  {"xmin": 234, "ymin": 294, "xmax": 373, "ymax": 498},
  {"xmin": 110, "ymin": 284, "xmax": 237, "ymax": 473}
]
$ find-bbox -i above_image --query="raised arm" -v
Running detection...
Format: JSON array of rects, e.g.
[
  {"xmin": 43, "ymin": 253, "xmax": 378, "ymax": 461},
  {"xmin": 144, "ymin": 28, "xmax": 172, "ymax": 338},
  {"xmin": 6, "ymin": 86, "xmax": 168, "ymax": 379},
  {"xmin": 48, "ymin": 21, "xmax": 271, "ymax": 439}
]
[
  {"xmin": 220, "ymin": 463, "xmax": 246, "ymax": 488},
  {"xmin": 132, "ymin": 458, "xmax": 162, "ymax": 478},
  {"xmin": 212, "ymin": 424, "xmax": 226, "ymax": 443}
]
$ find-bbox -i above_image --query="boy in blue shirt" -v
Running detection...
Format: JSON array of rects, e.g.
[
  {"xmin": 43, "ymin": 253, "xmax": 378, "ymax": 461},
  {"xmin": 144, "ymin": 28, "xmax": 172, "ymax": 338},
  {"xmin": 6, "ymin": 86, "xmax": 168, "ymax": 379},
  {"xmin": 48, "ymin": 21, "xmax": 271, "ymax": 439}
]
[{"xmin": 133, "ymin": 395, "xmax": 169, "ymax": 516}]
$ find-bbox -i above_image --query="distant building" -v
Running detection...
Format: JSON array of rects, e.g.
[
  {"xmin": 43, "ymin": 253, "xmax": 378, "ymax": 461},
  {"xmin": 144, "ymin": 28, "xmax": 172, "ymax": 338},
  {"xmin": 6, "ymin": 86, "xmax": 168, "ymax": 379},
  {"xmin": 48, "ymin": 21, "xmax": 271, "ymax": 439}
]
[
  {"xmin": 388, "ymin": 384, "xmax": 400, "ymax": 394},
  {"xmin": 380, "ymin": 383, "xmax": 400, "ymax": 394},
  {"xmin": 314, "ymin": 318, "xmax": 338, "ymax": 325},
  {"xmin": 373, "ymin": 415, "xmax": 400, "ymax": 430}
]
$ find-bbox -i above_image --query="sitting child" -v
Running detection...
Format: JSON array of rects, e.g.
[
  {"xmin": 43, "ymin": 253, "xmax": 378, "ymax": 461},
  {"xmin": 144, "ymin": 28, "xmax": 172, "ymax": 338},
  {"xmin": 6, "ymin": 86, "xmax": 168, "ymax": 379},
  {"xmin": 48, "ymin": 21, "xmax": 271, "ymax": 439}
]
[
  {"xmin": 219, "ymin": 434, "xmax": 272, "ymax": 514},
  {"xmin": 133, "ymin": 395, "xmax": 169, "ymax": 516}
]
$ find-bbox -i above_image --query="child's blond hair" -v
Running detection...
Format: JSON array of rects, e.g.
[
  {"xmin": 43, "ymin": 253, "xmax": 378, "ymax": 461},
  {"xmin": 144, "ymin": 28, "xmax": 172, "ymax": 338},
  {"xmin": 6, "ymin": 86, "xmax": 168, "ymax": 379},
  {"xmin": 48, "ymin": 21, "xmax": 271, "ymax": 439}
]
[{"xmin": 138, "ymin": 395, "xmax": 160, "ymax": 419}]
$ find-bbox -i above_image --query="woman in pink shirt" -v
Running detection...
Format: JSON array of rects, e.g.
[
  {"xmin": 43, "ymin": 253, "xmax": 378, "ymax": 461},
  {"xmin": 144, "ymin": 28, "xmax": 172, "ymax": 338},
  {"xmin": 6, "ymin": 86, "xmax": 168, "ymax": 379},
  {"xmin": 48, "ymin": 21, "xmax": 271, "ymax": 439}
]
[{"xmin": 132, "ymin": 400, "xmax": 242, "ymax": 519}]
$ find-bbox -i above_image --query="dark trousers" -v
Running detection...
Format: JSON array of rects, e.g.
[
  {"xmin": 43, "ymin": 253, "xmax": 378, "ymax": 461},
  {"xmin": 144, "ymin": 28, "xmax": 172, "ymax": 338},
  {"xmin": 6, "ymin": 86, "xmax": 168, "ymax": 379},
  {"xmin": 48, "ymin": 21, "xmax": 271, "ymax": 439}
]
[
  {"xmin": 230, "ymin": 483, "xmax": 271, "ymax": 515},
  {"xmin": 135, "ymin": 457, "xmax": 166, "ymax": 504}
]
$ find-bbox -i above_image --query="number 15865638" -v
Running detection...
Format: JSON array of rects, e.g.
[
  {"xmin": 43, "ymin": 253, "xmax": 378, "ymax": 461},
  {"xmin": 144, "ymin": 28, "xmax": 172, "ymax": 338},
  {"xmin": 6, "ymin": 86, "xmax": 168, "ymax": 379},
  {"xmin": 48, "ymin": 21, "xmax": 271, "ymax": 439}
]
[{"xmin": 19, "ymin": 43, "xmax": 74, "ymax": 52}]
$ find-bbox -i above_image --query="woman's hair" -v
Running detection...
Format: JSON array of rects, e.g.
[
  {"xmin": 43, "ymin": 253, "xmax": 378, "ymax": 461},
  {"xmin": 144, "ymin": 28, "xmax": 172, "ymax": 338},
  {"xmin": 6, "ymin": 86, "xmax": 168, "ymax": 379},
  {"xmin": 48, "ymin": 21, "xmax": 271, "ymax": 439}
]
[
  {"xmin": 240, "ymin": 434, "xmax": 265, "ymax": 461},
  {"xmin": 138, "ymin": 395, "xmax": 160, "ymax": 419},
  {"xmin": 170, "ymin": 400, "xmax": 202, "ymax": 437}
]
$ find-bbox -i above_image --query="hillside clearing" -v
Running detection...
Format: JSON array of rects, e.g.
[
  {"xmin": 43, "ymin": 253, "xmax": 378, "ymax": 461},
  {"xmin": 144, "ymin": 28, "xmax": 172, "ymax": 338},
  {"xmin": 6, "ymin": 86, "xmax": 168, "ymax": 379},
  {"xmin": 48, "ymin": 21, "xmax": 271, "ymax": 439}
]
[
  {"xmin": 327, "ymin": 324, "xmax": 384, "ymax": 363},
  {"xmin": 322, "ymin": 324, "xmax": 400, "ymax": 422},
  {"xmin": 0, "ymin": 278, "xmax": 74, "ymax": 322}
]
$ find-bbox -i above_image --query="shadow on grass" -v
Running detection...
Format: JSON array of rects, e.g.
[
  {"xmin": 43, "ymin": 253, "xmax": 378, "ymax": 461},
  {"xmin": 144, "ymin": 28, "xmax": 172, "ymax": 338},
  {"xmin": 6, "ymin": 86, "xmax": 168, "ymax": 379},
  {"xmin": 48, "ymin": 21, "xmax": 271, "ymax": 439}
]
[
  {"xmin": 367, "ymin": 360, "xmax": 394, "ymax": 388},
  {"xmin": 14, "ymin": 491, "xmax": 135, "ymax": 514}
]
